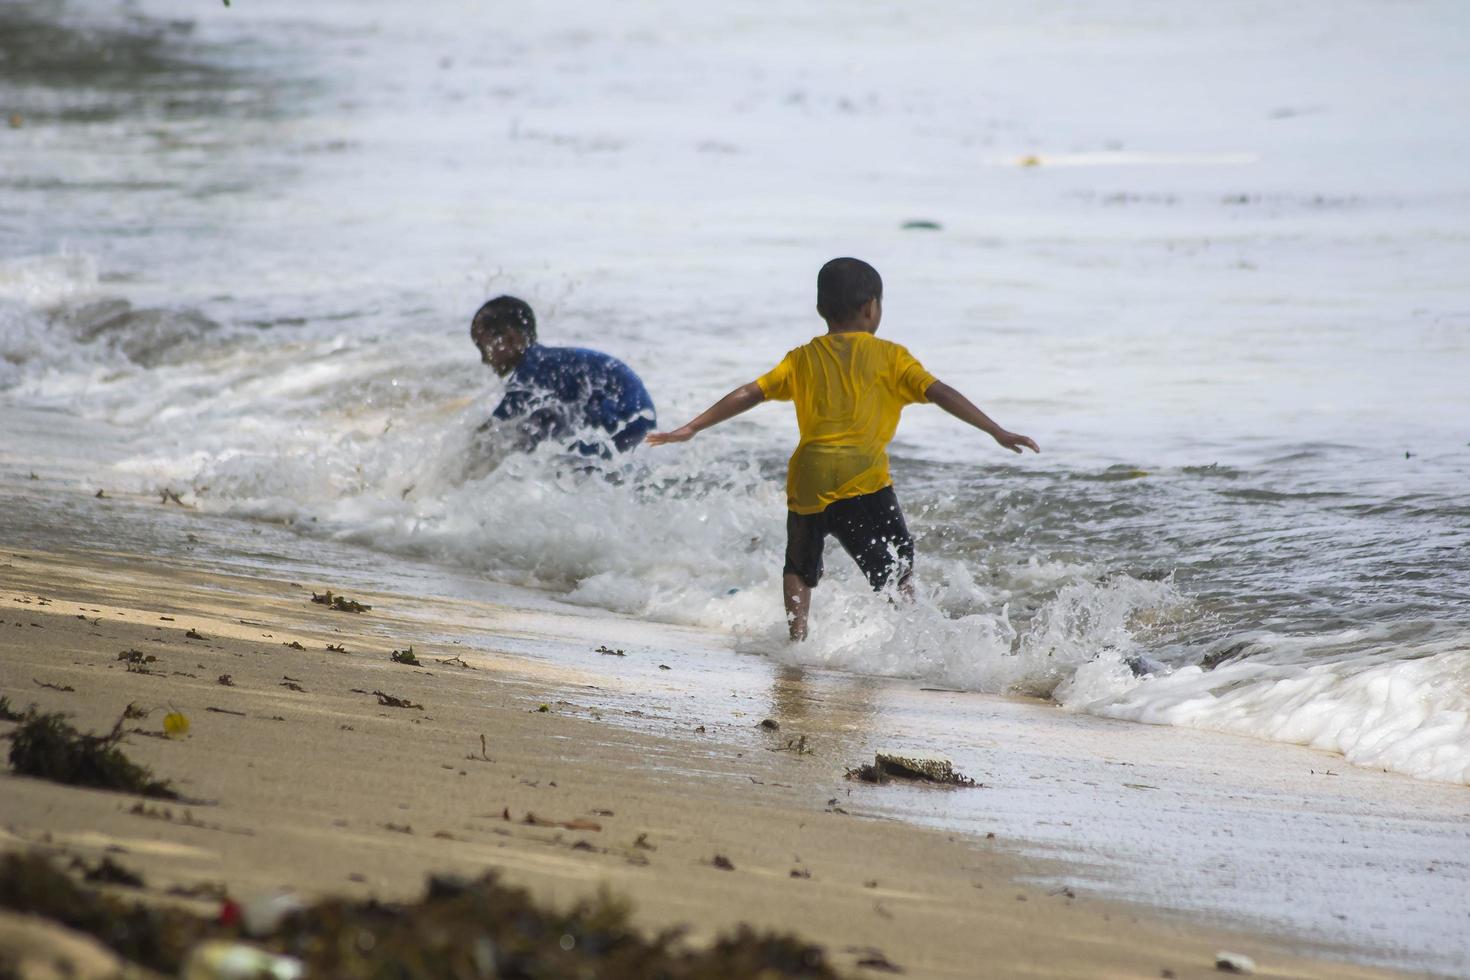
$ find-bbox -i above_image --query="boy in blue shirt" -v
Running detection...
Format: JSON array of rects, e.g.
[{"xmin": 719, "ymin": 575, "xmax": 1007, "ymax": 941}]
[{"xmin": 471, "ymin": 296, "xmax": 656, "ymax": 457}]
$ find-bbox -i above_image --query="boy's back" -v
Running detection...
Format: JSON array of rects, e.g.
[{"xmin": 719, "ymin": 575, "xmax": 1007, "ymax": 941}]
[{"xmin": 757, "ymin": 332, "xmax": 936, "ymax": 515}]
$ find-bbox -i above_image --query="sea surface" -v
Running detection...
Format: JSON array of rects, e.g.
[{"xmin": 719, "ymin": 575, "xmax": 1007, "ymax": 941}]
[{"xmin": 3, "ymin": 0, "xmax": 1469, "ymax": 967}]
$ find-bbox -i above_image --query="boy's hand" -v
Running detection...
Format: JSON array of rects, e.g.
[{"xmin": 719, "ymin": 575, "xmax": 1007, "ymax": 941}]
[
  {"xmin": 647, "ymin": 382, "xmax": 765, "ymax": 447},
  {"xmin": 995, "ymin": 431, "xmax": 1040, "ymax": 454},
  {"xmin": 647, "ymin": 425, "xmax": 697, "ymax": 446}
]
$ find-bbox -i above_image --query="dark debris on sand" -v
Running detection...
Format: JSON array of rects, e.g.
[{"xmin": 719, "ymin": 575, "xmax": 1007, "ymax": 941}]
[
  {"xmin": 845, "ymin": 753, "xmax": 979, "ymax": 788},
  {"xmin": 74, "ymin": 855, "xmax": 146, "ymax": 889},
  {"xmin": 0, "ymin": 695, "xmax": 25, "ymax": 722},
  {"xmin": 311, "ymin": 590, "xmax": 371, "ymax": 613},
  {"xmin": 0, "ymin": 853, "xmax": 206, "ymax": 971},
  {"xmin": 0, "ymin": 854, "xmax": 839, "ymax": 979},
  {"xmin": 373, "ymin": 690, "xmax": 422, "ymax": 710},
  {"xmin": 5, "ymin": 708, "xmax": 179, "ymax": 799}
]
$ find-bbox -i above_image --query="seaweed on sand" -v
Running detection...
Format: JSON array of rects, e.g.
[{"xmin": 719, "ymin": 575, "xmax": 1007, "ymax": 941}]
[
  {"xmin": 845, "ymin": 752, "xmax": 979, "ymax": 788},
  {"xmin": 0, "ymin": 695, "xmax": 25, "ymax": 722},
  {"xmin": 5, "ymin": 708, "xmax": 179, "ymax": 799},
  {"xmin": 0, "ymin": 852, "xmax": 207, "ymax": 973},
  {"xmin": 373, "ymin": 691, "xmax": 422, "ymax": 710},
  {"xmin": 311, "ymin": 590, "xmax": 371, "ymax": 613},
  {"xmin": 0, "ymin": 856, "xmax": 840, "ymax": 979}
]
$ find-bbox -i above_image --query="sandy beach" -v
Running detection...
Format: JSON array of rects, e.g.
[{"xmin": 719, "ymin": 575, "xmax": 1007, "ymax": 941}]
[{"xmin": 0, "ymin": 542, "xmax": 1407, "ymax": 979}]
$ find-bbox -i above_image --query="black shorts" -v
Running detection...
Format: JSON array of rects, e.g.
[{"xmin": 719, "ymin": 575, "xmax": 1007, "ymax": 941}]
[{"xmin": 783, "ymin": 486, "xmax": 914, "ymax": 591}]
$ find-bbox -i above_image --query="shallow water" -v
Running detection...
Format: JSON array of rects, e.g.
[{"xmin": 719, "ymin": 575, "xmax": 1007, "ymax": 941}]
[{"xmin": 5, "ymin": 0, "xmax": 1468, "ymax": 789}]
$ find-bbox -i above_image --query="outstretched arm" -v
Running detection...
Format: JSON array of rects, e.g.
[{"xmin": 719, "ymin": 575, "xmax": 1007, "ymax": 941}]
[
  {"xmin": 925, "ymin": 380, "xmax": 1040, "ymax": 454},
  {"xmin": 647, "ymin": 382, "xmax": 765, "ymax": 445}
]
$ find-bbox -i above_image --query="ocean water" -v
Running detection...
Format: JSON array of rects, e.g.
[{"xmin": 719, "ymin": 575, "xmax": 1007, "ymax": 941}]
[{"xmin": 3, "ymin": 0, "xmax": 1469, "ymax": 799}]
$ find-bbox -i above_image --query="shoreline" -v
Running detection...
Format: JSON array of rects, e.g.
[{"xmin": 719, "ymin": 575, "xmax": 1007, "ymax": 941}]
[{"xmin": 0, "ymin": 545, "xmax": 1404, "ymax": 978}]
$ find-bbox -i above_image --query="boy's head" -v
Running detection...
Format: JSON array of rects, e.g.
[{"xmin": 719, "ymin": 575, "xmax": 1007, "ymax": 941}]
[
  {"xmin": 471, "ymin": 295, "xmax": 536, "ymax": 376},
  {"xmin": 816, "ymin": 257, "xmax": 882, "ymax": 329}
]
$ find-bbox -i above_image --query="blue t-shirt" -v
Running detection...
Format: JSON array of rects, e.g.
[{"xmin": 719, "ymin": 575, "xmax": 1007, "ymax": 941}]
[{"xmin": 491, "ymin": 344, "xmax": 655, "ymax": 455}]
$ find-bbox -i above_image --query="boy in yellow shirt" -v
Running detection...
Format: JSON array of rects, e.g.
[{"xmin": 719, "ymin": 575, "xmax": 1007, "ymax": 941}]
[{"xmin": 648, "ymin": 258, "xmax": 1039, "ymax": 640}]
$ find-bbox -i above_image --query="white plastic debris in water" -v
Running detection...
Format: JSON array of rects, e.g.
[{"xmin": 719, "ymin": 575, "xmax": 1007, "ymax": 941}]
[{"xmin": 181, "ymin": 941, "xmax": 304, "ymax": 980}]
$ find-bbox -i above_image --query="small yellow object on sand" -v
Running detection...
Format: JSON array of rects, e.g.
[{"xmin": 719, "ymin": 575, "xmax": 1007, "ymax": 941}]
[{"xmin": 164, "ymin": 712, "xmax": 190, "ymax": 737}]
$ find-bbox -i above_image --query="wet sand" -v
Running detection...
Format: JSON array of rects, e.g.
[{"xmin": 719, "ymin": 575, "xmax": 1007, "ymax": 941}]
[{"xmin": 0, "ymin": 545, "xmax": 1405, "ymax": 979}]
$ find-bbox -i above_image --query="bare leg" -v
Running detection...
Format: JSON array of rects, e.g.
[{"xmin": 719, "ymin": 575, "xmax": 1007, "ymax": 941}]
[
  {"xmin": 783, "ymin": 572, "xmax": 811, "ymax": 642},
  {"xmin": 896, "ymin": 566, "xmax": 915, "ymax": 602}
]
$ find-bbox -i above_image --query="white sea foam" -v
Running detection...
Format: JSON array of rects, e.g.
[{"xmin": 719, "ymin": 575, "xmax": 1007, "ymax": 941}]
[
  {"xmin": 0, "ymin": 253, "xmax": 98, "ymax": 309},
  {"xmin": 1063, "ymin": 636, "xmax": 1470, "ymax": 784},
  {"xmin": 0, "ymin": 253, "xmax": 101, "ymax": 388}
]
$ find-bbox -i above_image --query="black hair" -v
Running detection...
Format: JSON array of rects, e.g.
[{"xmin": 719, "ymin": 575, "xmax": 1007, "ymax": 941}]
[
  {"xmin": 471, "ymin": 295, "xmax": 537, "ymax": 343},
  {"xmin": 816, "ymin": 257, "xmax": 882, "ymax": 323}
]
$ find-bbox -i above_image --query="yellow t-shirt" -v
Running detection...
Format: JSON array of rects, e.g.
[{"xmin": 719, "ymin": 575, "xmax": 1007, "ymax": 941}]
[{"xmin": 756, "ymin": 332, "xmax": 937, "ymax": 514}]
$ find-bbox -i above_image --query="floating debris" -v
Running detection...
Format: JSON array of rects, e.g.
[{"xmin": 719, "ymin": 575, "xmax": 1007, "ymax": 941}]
[
  {"xmin": 595, "ymin": 644, "xmax": 625, "ymax": 657},
  {"xmin": 900, "ymin": 219, "xmax": 942, "ymax": 230},
  {"xmin": 310, "ymin": 591, "xmax": 371, "ymax": 613},
  {"xmin": 159, "ymin": 488, "xmax": 193, "ymax": 508},
  {"xmin": 845, "ymin": 751, "xmax": 979, "ymax": 787},
  {"xmin": 6, "ymin": 708, "xmax": 179, "ymax": 799}
]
